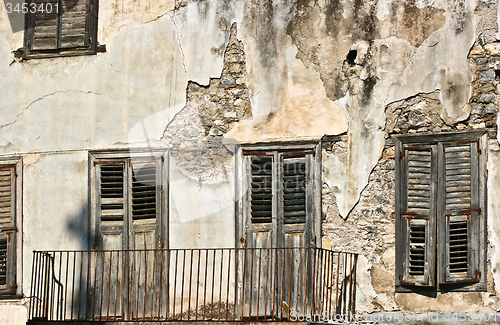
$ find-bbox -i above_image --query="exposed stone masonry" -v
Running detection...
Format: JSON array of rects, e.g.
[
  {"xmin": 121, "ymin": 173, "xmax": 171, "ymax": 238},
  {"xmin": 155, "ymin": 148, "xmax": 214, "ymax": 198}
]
[{"xmin": 162, "ymin": 23, "xmax": 251, "ymax": 182}]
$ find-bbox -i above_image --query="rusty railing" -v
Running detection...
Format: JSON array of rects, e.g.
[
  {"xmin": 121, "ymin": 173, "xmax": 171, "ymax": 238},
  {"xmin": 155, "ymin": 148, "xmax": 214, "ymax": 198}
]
[{"xmin": 29, "ymin": 247, "xmax": 357, "ymax": 322}]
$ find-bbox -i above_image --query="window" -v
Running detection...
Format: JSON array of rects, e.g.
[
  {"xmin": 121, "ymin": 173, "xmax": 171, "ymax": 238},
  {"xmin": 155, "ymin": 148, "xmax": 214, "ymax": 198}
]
[
  {"xmin": 395, "ymin": 132, "xmax": 487, "ymax": 291},
  {"xmin": 90, "ymin": 151, "xmax": 166, "ymax": 251},
  {"xmin": 24, "ymin": 0, "xmax": 99, "ymax": 58},
  {"xmin": 0, "ymin": 157, "xmax": 22, "ymax": 298},
  {"xmin": 236, "ymin": 143, "xmax": 321, "ymax": 249}
]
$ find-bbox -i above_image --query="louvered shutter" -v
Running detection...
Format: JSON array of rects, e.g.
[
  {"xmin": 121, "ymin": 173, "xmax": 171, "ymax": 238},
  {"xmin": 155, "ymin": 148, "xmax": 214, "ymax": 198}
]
[
  {"xmin": 96, "ymin": 162, "xmax": 126, "ymax": 250},
  {"xmin": 25, "ymin": 0, "xmax": 96, "ymax": 54},
  {"xmin": 0, "ymin": 167, "xmax": 16, "ymax": 294},
  {"xmin": 282, "ymin": 157, "xmax": 306, "ymax": 224},
  {"xmin": 398, "ymin": 146, "xmax": 436, "ymax": 286},
  {"xmin": 439, "ymin": 141, "xmax": 480, "ymax": 284},
  {"xmin": 130, "ymin": 159, "xmax": 161, "ymax": 250},
  {"xmin": 60, "ymin": 0, "xmax": 89, "ymax": 48},
  {"xmin": 250, "ymin": 157, "xmax": 273, "ymax": 224},
  {"xmin": 29, "ymin": 0, "xmax": 60, "ymax": 50}
]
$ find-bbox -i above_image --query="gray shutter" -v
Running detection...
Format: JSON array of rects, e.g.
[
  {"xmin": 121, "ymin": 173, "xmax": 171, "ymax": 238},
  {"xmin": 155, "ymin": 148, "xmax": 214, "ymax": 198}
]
[
  {"xmin": 250, "ymin": 157, "xmax": 273, "ymax": 224},
  {"xmin": 30, "ymin": 0, "xmax": 60, "ymax": 50},
  {"xmin": 96, "ymin": 162, "xmax": 125, "ymax": 250},
  {"xmin": 439, "ymin": 141, "xmax": 480, "ymax": 284},
  {"xmin": 0, "ymin": 167, "xmax": 16, "ymax": 294},
  {"xmin": 130, "ymin": 159, "xmax": 161, "ymax": 250},
  {"xmin": 282, "ymin": 157, "xmax": 306, "ymax": 225},
  {"xmin": 398, "ymin": 146, "xmax": 436, "ymax": 286},
  {"xmin": 59, "ymin": 0, "xmax": 89, "ymax": 48}
]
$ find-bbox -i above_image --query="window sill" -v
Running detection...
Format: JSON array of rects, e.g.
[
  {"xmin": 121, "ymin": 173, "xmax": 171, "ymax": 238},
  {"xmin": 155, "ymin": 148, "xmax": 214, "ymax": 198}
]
[
  {"xmin": 396, "ymin": 282, "xmax": 487, "ymax": 293},
  {"xmin": 21, "ymin": 44, "xmax": 106, "ymax": 61}
]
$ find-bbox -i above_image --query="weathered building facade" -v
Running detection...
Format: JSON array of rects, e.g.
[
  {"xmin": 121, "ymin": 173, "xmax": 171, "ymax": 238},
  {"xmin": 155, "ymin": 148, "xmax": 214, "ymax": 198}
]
[{"xmin": 1, "ymin": 0, "xmax": 500, "ymax": 323}]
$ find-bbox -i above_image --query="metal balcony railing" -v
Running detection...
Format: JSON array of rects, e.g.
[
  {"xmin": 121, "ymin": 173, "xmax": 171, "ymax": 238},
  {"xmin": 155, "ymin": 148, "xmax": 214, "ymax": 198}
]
[{"xmin": 29, "ymin": 247, "xmax": 357, "ymax": 322}]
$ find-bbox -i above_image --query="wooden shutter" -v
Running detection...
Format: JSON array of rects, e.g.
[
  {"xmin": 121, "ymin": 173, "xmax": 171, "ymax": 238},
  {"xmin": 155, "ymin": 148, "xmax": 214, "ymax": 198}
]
[
  {"xmin": 30, "ymin": 0, "xmax": 60, "ymax": 50},
  {"xmin": 96, "ymin": 162, "xmax": 125, "ymax": 250},
  {"xmin": 439, "ymin": 141, "xmax": 480, "ymax": 284},
  {"xmin": 60, "ymin": 0, "xmax": 89, "ymax": 48},
  {"xmin": 130, "ymin": 159, "xmax": 161, "ymax": 250},
  {"xmin": 282, "ymin": 157, "xmax": 306, "ymax": 224},
  {"xmin": 398, "ymin": 146, "xmax": 436, "ymax": 286},
  {"xmin": 250, "ymin": 157, "xmax": 273, "ymax": 224},
  {"xmin": 0, "ymin": 167, "xmax": 16, "ymax": 294}
]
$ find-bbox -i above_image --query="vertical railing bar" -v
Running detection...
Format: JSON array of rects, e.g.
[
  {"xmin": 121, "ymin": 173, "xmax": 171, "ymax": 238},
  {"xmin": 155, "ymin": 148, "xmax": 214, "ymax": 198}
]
[
  {"xmin": 240, "ymin": 249, "xmax": 246, "ymax": 320},
  {"xmin": 180, "ymin": 250, "xmax": 186, "ymax": 321},
  {"xmin": 218, "ymin": 249, "xmax": 224, "ymax": 321},
  {"xmin": 128, "ymin": 251, "xmax": 134, "ymax": 321},
  {"xmin": 264, "ymin": 248, "xmax": 270, "ymax": 318},
  {"xmin": 233, "ymin": 249, "xmax": 238, "ymax": 321},
  {"xmin": 50, "ymin": 253, "xmax": 56, "ymax": 321},
  {"xmin": 248, "ymin": 249, "xmax": 254, "ymax": 320},
  {"xmin": 319, "ymin": 249, "xmax": 326, "ymax": 314},
  {"xmin": 203, "ymin": 249, "xmax": 208, "ymax": 321},
  {"xmin": 150, "ymin": 250, "xmax": 157, "ymax": 320},
  {"xmin": 121, "ymin": 250, "xmax": 127, "ymax": 321},
  {"xmin": 56, "ymin": 252, "xmax": 62, "ymax": 321},
  {"xmin": 279, "ymin": 248, "xmax": 285, "ymax": 320},
  {"xmin": 342, "ymin": 253, "xmax": 347, "ymax": 316},
  {"xmin": 89, "ymin": 251, "xmax": 96, "ymax": 321},
  {"xmin": 352, "ymin": 254, "xmax": 358, "ymax": 317},
  {"xmin": 326, "ymin": 251, "xmax": 332, "ymax": 317},
  {"xmin": 256, "ymin": 248, "xmax": 262, "ymax": 321},
  {"xmin": 349, "ymin": 254, "xmax": 355, "ymax": 318},
  {"xmin": 172, "ymin": 250, "xmax": 178, "ymax": 320},
  {"xmin": 29, "ymin": 252, "xmax": 35, "ymax": 320},
  {"xmin": 272, "ymin": 248, "xmax": 278, "ymax": 320},
  {"xmin": 195, "ymin": 250, "xmax": 201, "ymax": 321},
  {"xmin": 98, "ymin": 251, "xmax": 105, "ymax": 321},
  {"xmin": 295, "ymin": 248, "xmax": 301, "ymax": 314},
  {"xmin": 303, "ymin": 248, "xmax": 309, "ymax": 315},
  {"xmin": 63, "ymin": 252, "xmax": 69, "ymax": 321},
  {"xmin": 76, "ymin": 251, "xmax": 83, "ymax": 320},
  {"xmin": 210, "ymin": 249, "xmax": 216, "ymax": 320},
  {"xmin": 106, "ymin": 251, "xmax": 113, "ymax": 320},
  {"xmin": 311, "ymin": 248, "xmax": 317, "ymax": 315},
  {"xmin": 113, "ymin": 251, "xmax": 120, "ymax": 320},
  {"xmin": 135, "ymin": 250, "xmax": 142, "ymax": 320},
  {"xmin": 157, "ymin": 249, "xmax": 164, "ymax": 321},
  {"xmin": 187, "ymin": 250, "xmax": 193, "ymax": 321},
  {"xmin": 143, "ymin": 251, "xmax": 149, "ymax": 320},
  {"xmin": 335, "ymin": 252, "xmax": 340, "ymax": 315},
  {"xmin": 225, "ymin": 249, "xmax": 231, "ymax": 321},
  {"xmin": 31, "ymin": 252, "xmax": 39, "ymax": 319},
  {"xmin": 288, "ymin": 248, "xmax": 293, "ymax": 317},
  {"xmin": 42, "ymin": 253, "xmax": 49, "ymax": 320}
]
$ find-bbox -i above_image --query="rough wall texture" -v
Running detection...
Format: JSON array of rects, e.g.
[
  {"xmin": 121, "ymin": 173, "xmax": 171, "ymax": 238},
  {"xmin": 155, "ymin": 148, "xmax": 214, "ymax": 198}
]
[{"xmin": 0, "ymin": 0, "xmax": 500, "ymax": 321}]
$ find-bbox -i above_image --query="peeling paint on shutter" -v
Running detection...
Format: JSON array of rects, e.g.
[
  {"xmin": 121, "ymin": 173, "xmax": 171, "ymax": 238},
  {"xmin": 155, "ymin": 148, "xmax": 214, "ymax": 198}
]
[
  {"xmin": 31, "ymin": 0, "xmax": 59, "ymax": 50},
  {"xmin": 99, "ymin": 163, "xmax": 124, "ymax": 227},
  {"xmin": 439, "ymin": 142, "xmax": 480, "ymax": 284},
  {"xmin": 250, "ymin": 157, "xmax": 273, "ymax": 224},
  {"xmin": 399, "ymin": 146, "xmax": 436, "ymax": 287},
  {"xmin": 282, "ymin": 157, "xmax": 306, "ymax": 224},
  {"xmin": 60, "ymin": 0, "xmax": 88, "ymax": 48}
]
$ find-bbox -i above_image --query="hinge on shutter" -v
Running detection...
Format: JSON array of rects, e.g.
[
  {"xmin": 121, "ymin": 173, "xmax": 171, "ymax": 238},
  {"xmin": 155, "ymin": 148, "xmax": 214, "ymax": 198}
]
[{"xmin": 400, "ymin": 212, "xmax": 417, "ymax": 219}]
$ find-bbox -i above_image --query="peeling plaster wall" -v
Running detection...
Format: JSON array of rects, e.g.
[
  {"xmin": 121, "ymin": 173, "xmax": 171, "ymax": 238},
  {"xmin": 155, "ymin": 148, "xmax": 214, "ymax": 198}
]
[{"xmin": 1, "ymin": 0, "xmax": 500, "ymax": 321}]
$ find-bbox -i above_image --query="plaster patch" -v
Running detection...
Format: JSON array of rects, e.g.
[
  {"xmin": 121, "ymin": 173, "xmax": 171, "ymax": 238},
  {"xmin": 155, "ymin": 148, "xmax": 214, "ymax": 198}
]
[
  {"xmin": 488, "ymin": 149, "xmax": 500, "ymax": 296},
  {"xmin": 23, "ymin": 150, "xmax": 41, "ymax": 166}
]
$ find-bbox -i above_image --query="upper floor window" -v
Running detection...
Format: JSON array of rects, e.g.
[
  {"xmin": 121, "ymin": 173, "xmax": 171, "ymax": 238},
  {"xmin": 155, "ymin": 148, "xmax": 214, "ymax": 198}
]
[
  {"xmin": 395, "ymin": 131, "xmax": 487, "ymax": 292},
  {"xmin": 24, "ymin": 0, "xmax": 98, "ymax": 59}
]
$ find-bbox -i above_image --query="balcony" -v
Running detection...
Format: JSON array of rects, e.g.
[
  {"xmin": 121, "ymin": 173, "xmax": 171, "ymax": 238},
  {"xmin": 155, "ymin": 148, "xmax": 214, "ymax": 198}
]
[{"xmin": 28, "ymin": 247, "xmax": 357, "ymax": 324}]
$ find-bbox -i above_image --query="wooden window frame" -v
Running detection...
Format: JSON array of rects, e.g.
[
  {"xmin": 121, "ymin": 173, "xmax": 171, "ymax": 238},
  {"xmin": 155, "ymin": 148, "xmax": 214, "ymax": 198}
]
[
  {"xmin": 0, "ymin": 157, "xmax": 23, "ymax": 299},
  {"xmin": 23, "ymin": 0, "xmax": 99, "ymax": 59},
  {"xmin": 395, "ymin": 131, "xmax": 487, "ymax": 292},
  {"xmin": 235, "ymin": 142, "xmax": 322, "ymax": 249},
  {"xmin": 89, "ymin": 149, "xmax": 168, "ymax": 251}
]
